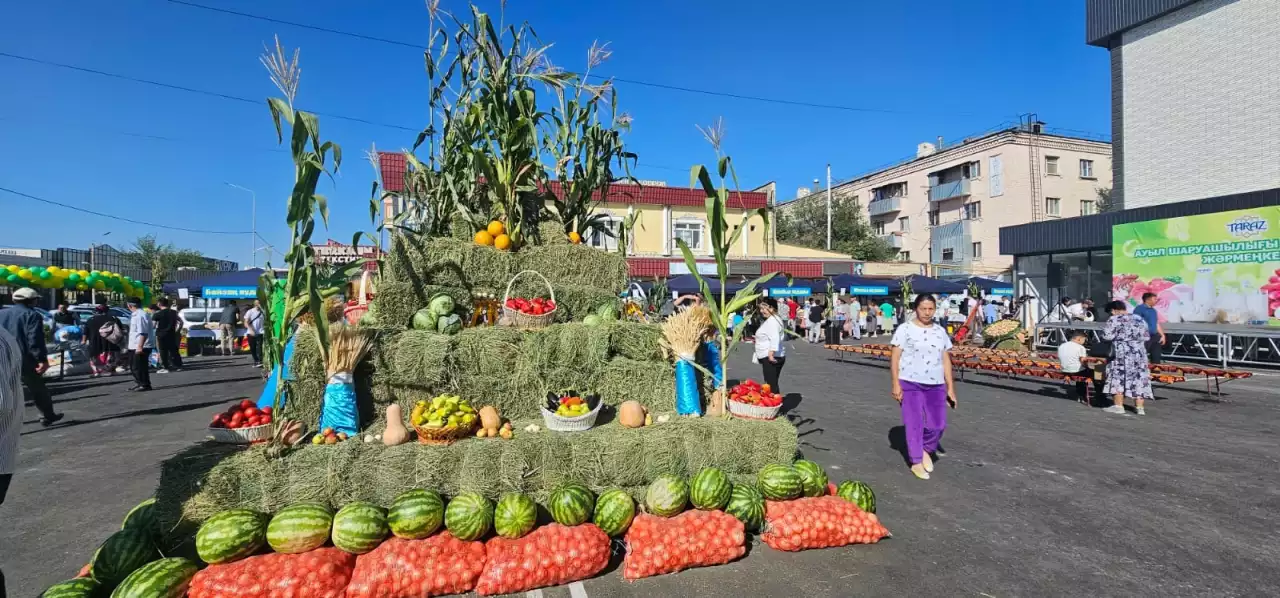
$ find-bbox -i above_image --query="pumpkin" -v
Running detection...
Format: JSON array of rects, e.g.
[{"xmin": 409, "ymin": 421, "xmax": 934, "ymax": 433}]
[
  {"xmin": 479, "ymin": 406, "xmax": 501, "ymax": 432},
  {"xmin": 619, "ymin": 401, "xmax": 647, "ymax": 428},
  {"xmin": 383, "ymin": 404, "xmax": 410, "ymax": 445}
]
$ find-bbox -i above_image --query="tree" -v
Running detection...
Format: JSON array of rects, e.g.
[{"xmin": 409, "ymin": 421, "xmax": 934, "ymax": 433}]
[
  {"xmin": 1095, "ymin": 187, "xmax": 1119, "ymax": 213},
  {"xmin": 120, "ymin": 234, "xmax": 208, "ymax": 294},
  {"xmin": 776, "ymin": 194, "xmax": 896, "ymax": 261}
]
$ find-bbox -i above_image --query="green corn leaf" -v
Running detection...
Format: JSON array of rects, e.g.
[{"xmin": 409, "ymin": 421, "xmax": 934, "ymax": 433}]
[
  {"xmin": 315, "ymin": 194, "xmax": 329, "ymax": 228},
  {"xmin": 267, "ymin": 98, "xmax": 292, "ymax": 144}
]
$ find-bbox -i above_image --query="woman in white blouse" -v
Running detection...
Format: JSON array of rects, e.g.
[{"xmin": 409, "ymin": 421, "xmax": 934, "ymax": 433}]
[
  {"xmin": 889, "ymin": 294, "xmax": 957, "ymax": 480},
  {"xmin": 754, "ymin": 297, "xmax": 788, "ymax": 395}
]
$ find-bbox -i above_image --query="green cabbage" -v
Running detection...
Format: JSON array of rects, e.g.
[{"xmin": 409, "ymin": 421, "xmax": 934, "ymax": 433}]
[
  {"xmin": 583, "ymin": 314, "xmax": 602, "ymax": 327},
  {"xmin": 412, "ymin": 308, "xmax": 439, "ymax": 331},
  {"xmin": 436, "ymin": 313, "xmax": 463, "ymax": 334},
  {"xmin": 429, "ymin": 294, "xmax": 456, "ymax": 316},
  {"xmin": 595, "ymin": 301, "xmax": 618, "ymax": 321}
]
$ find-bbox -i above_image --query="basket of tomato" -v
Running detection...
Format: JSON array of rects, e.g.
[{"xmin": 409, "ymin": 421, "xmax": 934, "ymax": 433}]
[
  {"xmin": 502, "ymin": 271, "xmax": 558, "ymax": 328},
  {"xmin": 208, "ymin": 399, "xmax": 274, "ymax": 443},
  {"xmin": 726, "ymin": 379, "xmax": 783, "ymax": 421}
]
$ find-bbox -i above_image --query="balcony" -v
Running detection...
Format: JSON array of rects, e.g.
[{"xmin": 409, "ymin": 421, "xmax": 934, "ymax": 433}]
[
  {"xmin": 867, "ymin": 197, "xmax": 901, "ymax": 216},
  {"xmin": 928, "ymin": 178, "xmax": 971, "ymax": 202},
  {"xmin": 878, "ymin": 233, "xmax": 903, "ymax": 249}
]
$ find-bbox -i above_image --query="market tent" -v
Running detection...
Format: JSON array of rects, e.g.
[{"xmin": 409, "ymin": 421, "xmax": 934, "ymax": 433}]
[
  {"xmin": 665, "ymin": 274, "xmax": 746, "ymax": 295},
  {"xmin": 903, "ymin": 275, "xmax": 966, "ymax": 294},
  {"xmin": 161, "ymin": 268, "xmax": 265, "ymax": 296},
  {"xmin": 969, "ymin": 277, "xmax": 1013, "ymax": 293},
  {"xmin": 829, "ymin": 274, "xmax": 900, "ymax": 295}
]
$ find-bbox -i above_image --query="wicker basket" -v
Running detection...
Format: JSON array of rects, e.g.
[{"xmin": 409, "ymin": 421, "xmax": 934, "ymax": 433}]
[
  {"xmin": 414, "ymin": 421, "xmax": 479, "ymax": 446},
  {"xmin": 502, "ymin": 270, "xmax": 557, "ymax": 329},
  {"xmin": 727, "ymin": 398, "xmax": 782, "ymax": 421},
  {"xmin": 344, "ymin": 271, "xmax": 373, "ymax": 325},
  {"xmin": 208, "ymin": 423, "xmax": 273, "ymax": 444},
  {"xmin": 540, "ymin": 401, "xmax": 603, "ymax": 432}
]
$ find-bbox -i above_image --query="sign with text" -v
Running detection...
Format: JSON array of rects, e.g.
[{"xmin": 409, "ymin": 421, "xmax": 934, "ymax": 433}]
[
  {"xmin": 310, "ymin": 241, "xmax": 382, "ymax": 266},
  {"xmin": 203, "ymin": 286, "xmax": 258, "ymax": 299},
  {"xmin": 1112, "ymin": 206, "xmax": 1280, "ymax": 327},
  {"xmin": 990, "ymin": 288, "xmax": 1014, "ymax": 296},
  {"xmin": 768, "ymin": 287, "xmax": 812, "ymax": 297},
  {"xmin": 670, "ymin": 262, "xmax": 718, "ymax": 275},
  {"xmin": 0, "ymin": 247, "xmax": 42, "ymax": 258},
  {"xmin": 847, "ymin": 286, "xmax": 889, "ymax": 295}
]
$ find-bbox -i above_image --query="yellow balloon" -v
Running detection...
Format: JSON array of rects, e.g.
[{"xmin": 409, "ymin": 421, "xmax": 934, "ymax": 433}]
[
  {"xmin": 76, "ymin": 283, "xmax": 89, "ymax": 291},
  {"xmin": 78, "ymin": 270, "xmax": 89, "ymax": 278},
  {"xmin": 47, "ymin": 266, "xmax": 60, "ymax": 275},
  {"xmin": 4, "ymin": 265, "xmax": 15, "ymax": 273},
  {"xmin": 18, "ymin": 269, "xmax": 33, "ymax": 280},
  {"xmin": 102, "ymin": 270, "xmax": 113, "ymax": 278},
  {"xmin": 93, "ymin": 280, "xmax": 105, "ymax": 290}
]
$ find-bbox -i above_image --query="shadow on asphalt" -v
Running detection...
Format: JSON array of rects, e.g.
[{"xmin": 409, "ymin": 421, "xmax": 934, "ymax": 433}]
[
  {"xmin": 20, "ymin": 397, "xmax": 232, "ymax": 436},
  {"xmin": 887, "ymin": 426, "xmax": 909, "ymax": 465},
  {"xmin": 51, "ymin": 392, "xmax": 110, "ymax": 405}
]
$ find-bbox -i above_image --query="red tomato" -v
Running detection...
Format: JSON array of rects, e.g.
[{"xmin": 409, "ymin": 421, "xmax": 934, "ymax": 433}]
[
  {"xmin": 230, "ymin": 414, "xmax": 244, "ymax": 427},
  {"xmin": 244, "ymin": 407, "xmax": 261, "ymax": 418},
  {"xmin": 212, "ymin": 413, "xmax": 226, "ymax": 423},
  {"xmin": 239, "ymin": 399, "xmax": 255, "ymax": 410},
  {"xmin": 261, "ymin": 415, "xmax": 273, "ymax": 425},
  {"xmin": 261, "ymin": 406, "xmax": 272, "ymax": 415}
]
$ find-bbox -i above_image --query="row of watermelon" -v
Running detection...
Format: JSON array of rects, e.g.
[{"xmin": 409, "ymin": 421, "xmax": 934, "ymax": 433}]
[{"xmin": 41, "ymin": 460, "xmax": 876, "ymax": 597}]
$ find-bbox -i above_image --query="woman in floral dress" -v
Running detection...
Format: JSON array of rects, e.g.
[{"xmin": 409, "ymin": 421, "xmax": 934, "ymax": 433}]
[{"xmin": 1101, "ymin": 300, "xmax": 1153, "ymax": 416}]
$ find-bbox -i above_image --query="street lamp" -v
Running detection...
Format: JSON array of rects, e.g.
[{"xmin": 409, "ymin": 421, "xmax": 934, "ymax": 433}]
[
  {"xmin": 225, "ymin": 183, "xmax": 257, "ymax": 268},
  {"xmin": 87, "ymin": 231, "xmax": 111, "ymax": 304}
]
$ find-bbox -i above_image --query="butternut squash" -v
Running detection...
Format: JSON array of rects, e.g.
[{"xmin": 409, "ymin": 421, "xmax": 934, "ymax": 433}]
[{"xmin": 382, "ymin": 404, "xmax": 410, "ymax": 445}]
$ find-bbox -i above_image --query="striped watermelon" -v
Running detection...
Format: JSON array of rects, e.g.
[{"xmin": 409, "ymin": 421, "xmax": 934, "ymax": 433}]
[
  {"xmin": 592, "ymin": 489, "xmax": 636, "ymax": 537},
  {"xmin": 757, "ymin": 464, "xmax": 803, "ymax": 500},
  {"xmin": 836, "ymin": 480, "xmax": 877, "ymax": 514},
  {"xmin": 548, "ymin": 484, "xmax": 595, "ymax": 526},
  {"xmin": 40, "ymin": 577, "xmax": 100, "ymax": 598},
  {"xmin": 793, "ymin": 460, "xmax": 828, "ymax": 497},
  {"xmin": 725, "ymin": 483, "xmax": 765, "ymax": 531},
  {"xmin": 195, "ymin": 508, "xmax": 267, "ymax": 564},
  {"xmin": 89, "ymin": 528, "xmax": 159, "ymax": 588},
  {"xmin": 266, "ymin": 501, "xmax": 333, "ymax": 553},
  {"xmin": 494, "ymin": 492, "xmax": 538, "ymax": 539},
  {"xmin": 120, "ymin": 497, "xmax": 158, "ymax": 539},
  {"xmin": 109, "ymin": 557, "xmax": 198, "ymax": 598},
  {"xmin": 644, "ymin": 474, "xmax": 688, "ymax": 517},
  {"xmin": 332, "ymin": 502, "xmax": 389, "ymax": 554},
  {"xmin": 444, "ymin": 492, "xmax": 494, "ymax": 541},
  {"xmin": 689, "ymin": 467, "xmax": 732, "ymax": 510},
  {"xmin": 388, "ymin": 489, "xmax": 444, "ymax": 539}
]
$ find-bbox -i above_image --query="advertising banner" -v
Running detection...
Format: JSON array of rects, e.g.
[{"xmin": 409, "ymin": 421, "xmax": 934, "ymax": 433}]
[
  {"xmin": 203, "ymin": 286, "xmax": 258, "ymax": 299},
  {"xmin": 1112, "ymin": 207, "xmax": 1280, "ymax": 327}
]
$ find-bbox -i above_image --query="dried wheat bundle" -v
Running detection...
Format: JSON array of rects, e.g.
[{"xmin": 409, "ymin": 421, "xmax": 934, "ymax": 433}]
[
  {"xmin": 662, "ymin": 305, "xmax": 713, "ymax": 359},
  {"xmin": 327, "ymin": 325, "xmax": 372, "ymax": 378}
]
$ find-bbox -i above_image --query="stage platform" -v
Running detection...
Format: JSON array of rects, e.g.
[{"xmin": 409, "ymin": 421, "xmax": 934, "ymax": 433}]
[{"xmin": 1035, "ymin": 321, "xmax": 1280, "ymax": 369}]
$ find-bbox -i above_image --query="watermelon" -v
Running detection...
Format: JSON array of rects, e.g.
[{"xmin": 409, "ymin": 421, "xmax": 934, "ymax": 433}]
[
  {"xmin": 89, "ymin": 528, "xmax": 159, "ymax": 588},
  {"xmin": 689, "ymin": 467, "xmax": 732, "ymax": 510},
  {"xmin": 758, "ymin": 464, "xmax": 803, "ymax": 500},
  {"xmin": 836, "ymin": 480, "xmax": 877, "ymax": 514},
  {"xmin": 120, "ymin": 498, "xmax": 157, "ymax": 538},
  {"xmin": 388, "ymin": 489, "xmax": 445, "ymax": 539},
  {"xmin": 109, "ymin": 557, "xmax": 198, "ymax": 598},
  {"xmin": 644, "ymin": 474, "xmax": 688, "ymax": 517},
  {"xmin": 549, "ymin": 484, "xmax": 595, "ymax": 526},
  {"xmin": 332, "ymin": 502, "xmax": 389, "ymax": 554},
  {"xmin": 444, "ymin": 492, "xmax": 494, "ymax": 541},
  {"xmin": 494, "ymin": 492, "xmax": 538, "ymax": 539},
  {"xmin": 40, "ymin": 577, "xmax": 100, "ymax": 598},
  {"xmin": 195, "ymin": 508, "xmax": 267, "ymax": 564},
  {"xmin": 592, "ymin": 489, "xmax": 636, "ymax": 537},
  {"xmin": 266, "ymin": 501, "xmax": 333, "ymax": 553},
  {"xmin": 725, "ymin": 483, "xmax": 765, "ymax": 531},
  {"xmin": 793, "ymin": 460, "xmax": 829, "ymax": 498}
]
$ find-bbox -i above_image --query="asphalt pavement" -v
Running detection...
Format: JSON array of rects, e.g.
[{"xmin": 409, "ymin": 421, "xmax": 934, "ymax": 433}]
[{"xmin": 4, "ymin": 340, "xmax": 1279, "ymax": 597}]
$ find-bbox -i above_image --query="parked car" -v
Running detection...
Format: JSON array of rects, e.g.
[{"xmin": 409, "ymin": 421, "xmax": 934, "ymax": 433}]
[{"xmin": 68, "ymin": 304, "xmax": 131, "ymax": 329}]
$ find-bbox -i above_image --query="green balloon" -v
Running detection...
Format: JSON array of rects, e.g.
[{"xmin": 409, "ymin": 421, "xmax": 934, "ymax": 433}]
[
  {"xmin": 68, "ymin": 273, "xmax": 81, "ymax": 282},
  {"xmin": 38, "ymin": 270, "xmax": 52, "ymax": 280},
  {"xmin": 5, "ymin": 274, "xmax": 19, "ymax": 284}
]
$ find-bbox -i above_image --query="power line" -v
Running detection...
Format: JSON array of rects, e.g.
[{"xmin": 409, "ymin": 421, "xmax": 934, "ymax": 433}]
[
  {"xmin": 0, "ymin": 186, "xmax": 254, "ymax": 235},
  {"xmin": 161, "ymin": 0, "xmax": 981, "ymax": 117}
]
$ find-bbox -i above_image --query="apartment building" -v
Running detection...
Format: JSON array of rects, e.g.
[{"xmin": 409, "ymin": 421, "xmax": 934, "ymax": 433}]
[{"xmin": 800, "ymin": 125, "xmax": 1112, "ymax": 276}]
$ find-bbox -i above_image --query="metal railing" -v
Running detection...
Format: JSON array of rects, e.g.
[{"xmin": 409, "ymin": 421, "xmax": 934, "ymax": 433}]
[
  {"xmin": 867, "ymin": 197, "xmax": 902, "ymax": 216},
  {"xmin": 929, "ymin": 179, "xmax": 971, "ymax": 202}
]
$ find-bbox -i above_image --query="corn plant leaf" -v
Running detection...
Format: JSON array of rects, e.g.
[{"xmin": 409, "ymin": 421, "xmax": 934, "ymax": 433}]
[
  {"xmin": 315, "ymin": 194, "xmax": 329, "ymax": 228},
  {"xmin": 267, "ymin": 98, "xmax": 292, "ymax": 144}
]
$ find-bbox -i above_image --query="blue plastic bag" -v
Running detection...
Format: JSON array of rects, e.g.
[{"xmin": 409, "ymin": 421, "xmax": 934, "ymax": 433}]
[
  {"xmin": 319, "ymin": 373, "xmax": 359, "ymax": 436},
  {"xmin": 700, "ymin": 340, "xmax": 723, "ymax": 388},
  {"xmin": 257, "ymin": 335, "xmax": 297, "ymax": 410},
  {"xmin": 674, "ymin": 358, "xmax": 701, "ymax": 416}
]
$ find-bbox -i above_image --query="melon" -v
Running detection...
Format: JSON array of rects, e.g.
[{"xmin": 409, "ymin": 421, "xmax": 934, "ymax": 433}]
[
  {"xmin": 836, "ymin": 480, "xmax": 877, "ymax": 514},
  {"xmin": 549, "ymin": 484, "xmax": 595, "ymax": 526},
  {"xmin": 618, "ymin": 401, "xmax": 646, "ymax": 428},
  {"xmin": 793, "ymin": 460, "xmax": 829, "ymax": 497},
  {"xmin": 266, "ymin": 501, "xmax": 333, "ymax": 553},
  {"xmin": 592, "ymin": 489, "xmax": 636, "ymax": 537},
  {"xmin": 725, "ymin": 483, "xmax": 765, "ymax": 531},
  {"xmin": 644, "ymin": 474, "xmax": 689, "ymax": 517},
  {"xmin": 109, "ymin": 557, "xmax": 198, "ymax": 598},
  {"xmin": 332, "ymin": 502, "xmax": 389, "ymax": 554},
  {"xmin": 195, "ymin": 508, "xmax": 267, "ymax": 564},
  {"xmin": 120, "ymin": 497, "xmax": 158, "ymax": 539},
  {"xmin": 494, "ymin": 492, "xmax": 538, "ymax": 539},
  {"xmin": 89, "ymin": 528, "xmax": 159, "ymax": 588},
  {"xmin": 758, "ymin": 464, "xmax": 803, "ymax": 500},
  {"xmin": 689, "ymin": 467, "xmax": 732, "ymax": 511},
  {"xmin": 39, "ymin": 577, "xmax": 100, "ymax": 598},
  {"xmin": 444, "ymin": 492, "xmax": 494, "ymax": 541},
  {"xmin": 388, "ymin": 489, "xmax": 445, "ymax": 539}
]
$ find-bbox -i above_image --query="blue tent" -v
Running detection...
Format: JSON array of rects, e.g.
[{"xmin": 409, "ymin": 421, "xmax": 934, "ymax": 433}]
[
  {"xmin": 162, "ymin": 268, "xmax": 266, "ymax": 297},
  {"xmin": 665, "ymin": 274, "xmax": 746, "ymax": 295},
  {"xmin": 903, "ymin": 275, "xmax": 966, "ymax": 294}
]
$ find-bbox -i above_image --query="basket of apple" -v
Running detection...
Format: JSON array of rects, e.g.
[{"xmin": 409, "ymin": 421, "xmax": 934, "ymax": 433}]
[
  {"xmin": 208, "ymin": 399, "xmax": 275, "ymax": 443},
  {"xmin": 726, "ymin": 379, "xmax": 783, "ymax": 421}
]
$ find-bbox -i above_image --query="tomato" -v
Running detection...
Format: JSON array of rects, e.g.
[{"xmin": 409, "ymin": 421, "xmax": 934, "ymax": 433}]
[
  {"xmin": 240, "ymin": 399, "xmax": 255, "ymax": 410},
  {"xmin": 261, "ymin": 406, "xmax": 272, "ymax": 415},
  {"xmin": 244, "ymin": 407, "xmax": 261, "ymax": 418},
  {"xmin": 230, "ymin": 414, "xmax": 244, "ymax": 427},
  {"xmin": 261, "ymin": 415, "xmax": 273, "ymax": 425}
]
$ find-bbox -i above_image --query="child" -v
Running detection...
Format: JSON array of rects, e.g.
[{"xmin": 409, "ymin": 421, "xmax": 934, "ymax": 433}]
[{"xmin": 1057, "ymin": 330, "xmax": 1092, "ymax": 404}]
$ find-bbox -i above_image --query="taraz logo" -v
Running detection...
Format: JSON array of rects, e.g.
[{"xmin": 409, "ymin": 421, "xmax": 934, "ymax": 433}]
[{"xmin": 1226, "ymin": 214, "xmax": 1268, "ymax": 238}]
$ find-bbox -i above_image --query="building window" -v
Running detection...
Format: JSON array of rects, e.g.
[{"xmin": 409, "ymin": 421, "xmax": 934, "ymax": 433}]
[
  {"xmin": 963, "ymin": 202, "xmax": 981, "ymax": 220},
  {"xmin": 962, "ymin": 160, "xmax": 981, "ymax": 179},
  {"xmin": 588, "ymin": 217, "xmax": 622, "ymax": 250},
  {"xmin": 942, "ymin": 247, "xmax": 955, "ymax": 262},
  {"xmin": 1045, "ymin": 197, "xmax": 1061, "ymax": 216},
  {"xmin": 898, "ymin": 216, "xmax": 910, "ymax": 232},
  {"xmin": 872, "ymin": 220, "xmax": 886, "ymax": 235},
  {"xmin": 1045, "ymin": 156, "xmax": 1059, "ymax": 176},
  {"xmin": 672, "ymin": 221, "xmax": 704, "ymax": 251},
  {"xmin": 972, "ymin": 242, "xmax": 982, "ymax": 259},
  {"xmin": 1079, "ymin": 159, "xmax": 1094, "ymax": 179},
  {"xmin": 899, "ymin": 251, "xmax": 910, "ymax": 262},
  {"xmin": 928, "ymin": 209, "xmax": 940, "ymax": 226},
  {"xmin": 871, "ymin": 182, "xmax": 908, "ymax": 201},
  {"xmin": 1080, "ymin": 200, "xmax": 1097, "ymax": 216}
]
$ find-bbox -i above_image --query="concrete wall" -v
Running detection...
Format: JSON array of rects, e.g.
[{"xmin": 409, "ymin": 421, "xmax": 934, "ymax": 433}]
[{"xmin": 1120, "ymin": 0, "xmax": 1280, "ymax": 208}]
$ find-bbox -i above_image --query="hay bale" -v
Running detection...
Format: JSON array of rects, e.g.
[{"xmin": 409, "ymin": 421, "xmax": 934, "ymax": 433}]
[
  {"xmin": 607, "ymin": 321, "xmax": 665, "ymax": 362},
  {"xmin": 157, "ymin": 416, "xmax": 798, "ymax": 536},
  {"xmin": 505, "ymin": 279, "xmax": 616, "ymax": 322},
  {"xmin": 388, "ymin": 330, "xmax": 452, "ymax": 387},
  {"xmin": 599, "ymin": 357, "xmax": 676, "ymax": 414},
  {"xmin": 537, "ymin": 219, "xmax": 570, "ymax": 245},
  {"xmin": 517, "ymin": 244, "xmax": 628, "ymax": 293}
]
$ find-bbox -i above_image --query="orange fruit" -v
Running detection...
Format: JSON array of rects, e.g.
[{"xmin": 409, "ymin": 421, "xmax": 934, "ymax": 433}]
[
  {"xmin": 494, "ymin": 234, "xmax": 512, "ymax": 251},
  {"xmin": 474, "ymin": 230, "xmax": 494, "ymax": 246},
  {"xmin": 568, "ymin": 231, "xmax": 582, "ymax": 244},
  {"xmin": 487, "ymin": 221, "xmax": 506, "ymax": 237}
]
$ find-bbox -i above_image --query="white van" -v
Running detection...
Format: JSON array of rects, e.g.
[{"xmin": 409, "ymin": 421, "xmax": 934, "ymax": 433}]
[{"xmin": 179, "ymin": 307, "xmax": 247, "ymax": 339}]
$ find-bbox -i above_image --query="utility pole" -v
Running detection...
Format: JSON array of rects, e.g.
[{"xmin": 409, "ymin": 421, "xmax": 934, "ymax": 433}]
[
  {"xmin": 826, "ymin": 164, "xmax": 833, "ymax": 251},
  {"xmin": 226, "ymin": 183, "xmax": 257, "ymax": 268}
]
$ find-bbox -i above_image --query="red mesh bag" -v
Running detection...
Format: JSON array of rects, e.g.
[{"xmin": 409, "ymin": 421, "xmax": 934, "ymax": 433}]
[
  {"xmin": 762, "ymin": 496, "xmax": 891, "ymax": 552},
  {"xmin": 188, "ymin": 547, "xmax": 356, "ymax": 598},
  {"xmin": 344, "ymin": 533, "xmax": 487, "ymax": 598},
  {"xmin": 475, "ymin": 523, "xmax": 610, "ymax": 595},
  {"xmin": 622, "ymin": 511, "xmax": 745, "ymax": 580}
]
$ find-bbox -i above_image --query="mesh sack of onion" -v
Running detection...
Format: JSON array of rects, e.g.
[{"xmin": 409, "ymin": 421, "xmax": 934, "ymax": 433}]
[
  {"xmin": 475, "ymin": 523, "xmax": 611, "ymax": 595},
  {"xmin": 344, "ymin": 533, "xmax": 487, "ymax": 598},
  {"xmin": 187, "ymin": 547, "xmax": 356, "ymax": 598},
  {"xmin": 622, "ymin": 511, "xmax": 746, "ymax": 580},
  {"xmin": 762, "ymin": 496, "xmax": 890, "ymax": 552}
]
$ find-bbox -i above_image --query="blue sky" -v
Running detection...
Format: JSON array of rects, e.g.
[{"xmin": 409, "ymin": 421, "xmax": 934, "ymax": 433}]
[{"xmin": 0, "ymin": 0, "xmax": 1109, "ymax": 267}]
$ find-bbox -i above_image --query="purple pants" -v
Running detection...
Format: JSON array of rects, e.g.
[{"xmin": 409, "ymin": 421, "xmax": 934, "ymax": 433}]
[{"xmin": 901, "ymin": 380, "xmax": 948, "ymax": 465}]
